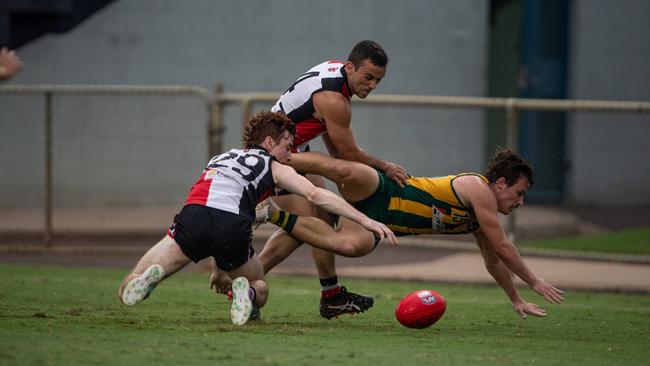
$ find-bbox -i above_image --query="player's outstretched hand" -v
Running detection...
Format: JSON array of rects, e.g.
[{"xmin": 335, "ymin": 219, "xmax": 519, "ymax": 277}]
[
  {"xmin": 513, "ymin": 299, "xmax": 547, "ymax": 318},
  {"xmin": 383, "ymin": 161, "xmax": 409, "ymax": 187},
  {"xmin": 209, "ymin": 268, "xmax": 232, "ymax": 294},
  {"xmin": 532, "ymin": 278, "xmax": 565, "ymax": 304},
  {"xmin": 361, "ymin": 218, "xmax": 399, "ymax": 246}
]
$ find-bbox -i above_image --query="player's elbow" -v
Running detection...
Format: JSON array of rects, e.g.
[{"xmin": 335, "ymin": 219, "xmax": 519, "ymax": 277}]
[
  {"xmin": 304, "ymin": 186, "xmax": 322, "ymax": 205},
  {"xmin": 490, "ymin": 240, "xmax": 520, "ymax": 265}
]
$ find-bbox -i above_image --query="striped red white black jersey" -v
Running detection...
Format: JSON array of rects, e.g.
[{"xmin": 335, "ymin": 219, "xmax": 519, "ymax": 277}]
[
  {"xmin": 184, "ymin": 147, "xmax": 275, "ymax": 220},
  {"xmin": 271, "ymin": 60, "xmax": 351, "ymax": 151}
]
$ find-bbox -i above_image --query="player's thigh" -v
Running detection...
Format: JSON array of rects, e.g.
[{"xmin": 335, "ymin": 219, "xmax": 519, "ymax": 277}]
[
  {"xmin": 305, "ymin": 174, "xmax": 326, "ymax": 188},
  {"xmin": 273, "ymin": 194, "xmax": 318, "ymax": 216},
  {"xmin": 336, "ymin": 163, "xmax": 380, "ymax": 203},
  {"xmin": 132, "ymin": 235, "xmax": 191, "ymax": 278},
  {"xmin": 226, "ymin": 254, "xmax": 264, "ymax": 281}
]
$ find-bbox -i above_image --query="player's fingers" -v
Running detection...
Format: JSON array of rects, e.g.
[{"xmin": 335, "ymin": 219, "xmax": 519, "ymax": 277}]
[
  {"xmin": 526, "ymin": 308, "xmax": 546, "ymax": 317},
  {"xmin": 389, "ymin": 174, "xmax": 405, "ymax": 187},
  {"xmin": 380, "ymin": 224, "xmax": 397, "ymax": 241},
  {"xmin": 386, "ymin": 230, "xmax": 399, "ymax": 246},
  {"xmin": 373, "ymin": 226, "xmax": 386, "ymax": 240},
  {"xmin": 530, "ymin": 304, "xmax": 546, "ymax": 314},
  {"xmin": 374, "ymin": 225, "xmax": 397, "ymax": 246},
  {"xmin": 545, "ymin": 292, "xmax": 562, "ymax": 304},
  {"xmin": 541, "ymin": 278, "xmax": 565, "ymax": 295},
  {"xmin": 547, "ymin": 287, "xmax": 564, "ymax": 302}
]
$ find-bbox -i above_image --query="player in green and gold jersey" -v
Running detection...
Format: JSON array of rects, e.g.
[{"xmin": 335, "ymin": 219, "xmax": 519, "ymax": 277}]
[{"xmin": 252, "ymin": 148, "xmax": 565, "ymax": 319}]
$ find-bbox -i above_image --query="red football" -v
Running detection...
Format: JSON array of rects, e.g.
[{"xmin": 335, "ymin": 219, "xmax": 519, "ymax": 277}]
[{"xmin": 395, "ymin": 289, "xmax": 446, "ymax": 329}]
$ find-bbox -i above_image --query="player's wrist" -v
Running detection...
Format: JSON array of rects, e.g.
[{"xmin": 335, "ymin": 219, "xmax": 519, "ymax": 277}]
[{"xmin": 377, "ymin": 160, "xmax": 391, "ymax": 172}]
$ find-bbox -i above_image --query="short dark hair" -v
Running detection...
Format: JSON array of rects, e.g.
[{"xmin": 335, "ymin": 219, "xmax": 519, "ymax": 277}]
[
  {"xmin": 242, "ymin": 111, "xmax": 295, "ymax": 148},
  {"xmin": 485, "ymin": 149, "xmax": 535, "ymax": 187},
  {"xmin": 347, "ymin": 40, "xmax": 388, "ymax": 68}
]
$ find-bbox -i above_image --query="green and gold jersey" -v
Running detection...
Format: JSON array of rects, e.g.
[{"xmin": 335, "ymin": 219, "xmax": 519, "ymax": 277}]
[{"xmin": 353, "ymin": 172, "xmax": 487, "ymax": 236}]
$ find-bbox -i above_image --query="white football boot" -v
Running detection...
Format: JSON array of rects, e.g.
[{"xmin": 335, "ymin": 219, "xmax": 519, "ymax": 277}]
[
  {"xmin": 230, "ymin": 277, "xmax": 253, "ymax": 325},
  {"xmin": 253, "ymin": 197, "xmax": 280, "ymax": 228},
  {"xmin": 121, "ymin": 264, "xmax": 164, "ymax": 306}
]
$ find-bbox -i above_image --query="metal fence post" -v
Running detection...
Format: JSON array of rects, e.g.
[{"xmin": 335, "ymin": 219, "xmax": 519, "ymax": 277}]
[
  {"xmin": 241, "ymin": 98, "xmax": 252, "ymax": 131},
  {"xmin": 44, "ymin": 91, "xmax": 53, "ymax": 247},
  {"xmin": 209, "ymin": 82, "xmax": 224, "ymax": 158},
  {"xmin": 505, "ymin": 98, "xmax": 519, "ymax": 242}
]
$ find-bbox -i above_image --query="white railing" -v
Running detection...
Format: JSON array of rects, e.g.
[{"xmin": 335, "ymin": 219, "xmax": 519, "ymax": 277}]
[{"xmin": 2, "ymin": 84, "xmax": 649, "ymax": 245}]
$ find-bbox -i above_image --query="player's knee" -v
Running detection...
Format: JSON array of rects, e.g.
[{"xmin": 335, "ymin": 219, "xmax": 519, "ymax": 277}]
[
  {"xmin": 251, "ymin": 280, "xmax": 269, "ymax": 308},
  {"xmin": 336, "ymin": 238, "xmax": 373, "ymax": 257}
]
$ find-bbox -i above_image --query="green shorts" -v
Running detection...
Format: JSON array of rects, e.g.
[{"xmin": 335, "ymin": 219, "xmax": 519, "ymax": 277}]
[
  {"xmin": 352, "ymin": 171, "xmax": 398, "ymax": 228},
  {"xmin": 351, "ymin": 171, "xmax": 442, "ymax": 236}
]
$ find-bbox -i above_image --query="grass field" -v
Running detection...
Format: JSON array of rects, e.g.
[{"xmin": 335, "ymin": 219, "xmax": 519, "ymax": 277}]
[
  {"xmin": 1, "ymin": 264, "xmax": 649, "ymax": 366},
  {"xmin": 520, "ymin": 228, "xmax": 650, "ymax": 255}
]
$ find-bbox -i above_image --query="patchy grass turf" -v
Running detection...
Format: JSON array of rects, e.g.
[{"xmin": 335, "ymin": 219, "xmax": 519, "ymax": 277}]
[
  {"xmin": 1, "ymin": 264, "xmax": 649, "ymax": 366},
  {"xmin": 520, "ymin": 228, "xmax": 650, "ymax": 255}
]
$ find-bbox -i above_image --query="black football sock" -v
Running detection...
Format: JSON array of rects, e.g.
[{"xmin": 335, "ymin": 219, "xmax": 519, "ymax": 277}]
[
  {"xmin": 248, "ymin": 286, "xmax": 257, "ymax": 303},
  {"xmin": 320, "ymin": 276, "xmax": 341, "ymax": 298},
  {"xmin": 268, "ymin": 210, "xmax": 298, "ymax": 233}
]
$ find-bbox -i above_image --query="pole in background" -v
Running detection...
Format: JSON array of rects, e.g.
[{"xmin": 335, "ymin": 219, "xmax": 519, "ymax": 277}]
[
  {"xmin": 44, "ymin": 92, "xmax": 53, "ymax": 247},
  {"xmin": 209, "ymin": 82, "xmax": 224, "ymax": 159},
  {"xmin": 505, "ymin": 98, "xmax": 519, "ymax": 242}
]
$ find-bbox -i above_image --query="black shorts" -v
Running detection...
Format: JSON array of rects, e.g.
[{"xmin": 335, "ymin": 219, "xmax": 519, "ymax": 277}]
[{"xmin": 167, "ymin": 204, "xmax": 254, "ymax": 271}]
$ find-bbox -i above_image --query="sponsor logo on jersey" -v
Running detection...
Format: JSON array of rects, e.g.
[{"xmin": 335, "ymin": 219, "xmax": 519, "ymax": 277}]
[{"xmin": 431, "ymin": 205, "xmax": 445, "ymax": 233}]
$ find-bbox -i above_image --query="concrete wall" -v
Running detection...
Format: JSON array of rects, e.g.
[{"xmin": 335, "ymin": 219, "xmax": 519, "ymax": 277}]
[
  {"xmin": 6, "ymin": 0, "xmax": 649, "ymax": 207},
  {"xmin": 567, "ymin": 0, "xmax": 650, "ymax": 205},
  {"xmin": 2, "ymin": 0, "xmax": 489, "ymax": 206}
]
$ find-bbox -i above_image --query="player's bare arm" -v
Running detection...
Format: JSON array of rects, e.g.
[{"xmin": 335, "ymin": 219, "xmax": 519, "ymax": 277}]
[
  {"xmin": 455, "ymin": 176, "xmax": 564, "ymax": 304},
  {"xmin": 321, "ymin": 133, "xmax": 340, "ymax": 158},
  {"xmin": 312, "ymin": 91, "xmax": 409, "ymax": 186},
  {"xmin": 474, "ymin": 231, "xmax": 548, "ymax": 318},
  {"xmin": 474, "ymin": 232, "xmax": 522, "ymax": 302},
  {"xmin": 271, "ymin": 161, "xmax": 398, "ymax": 245}
]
